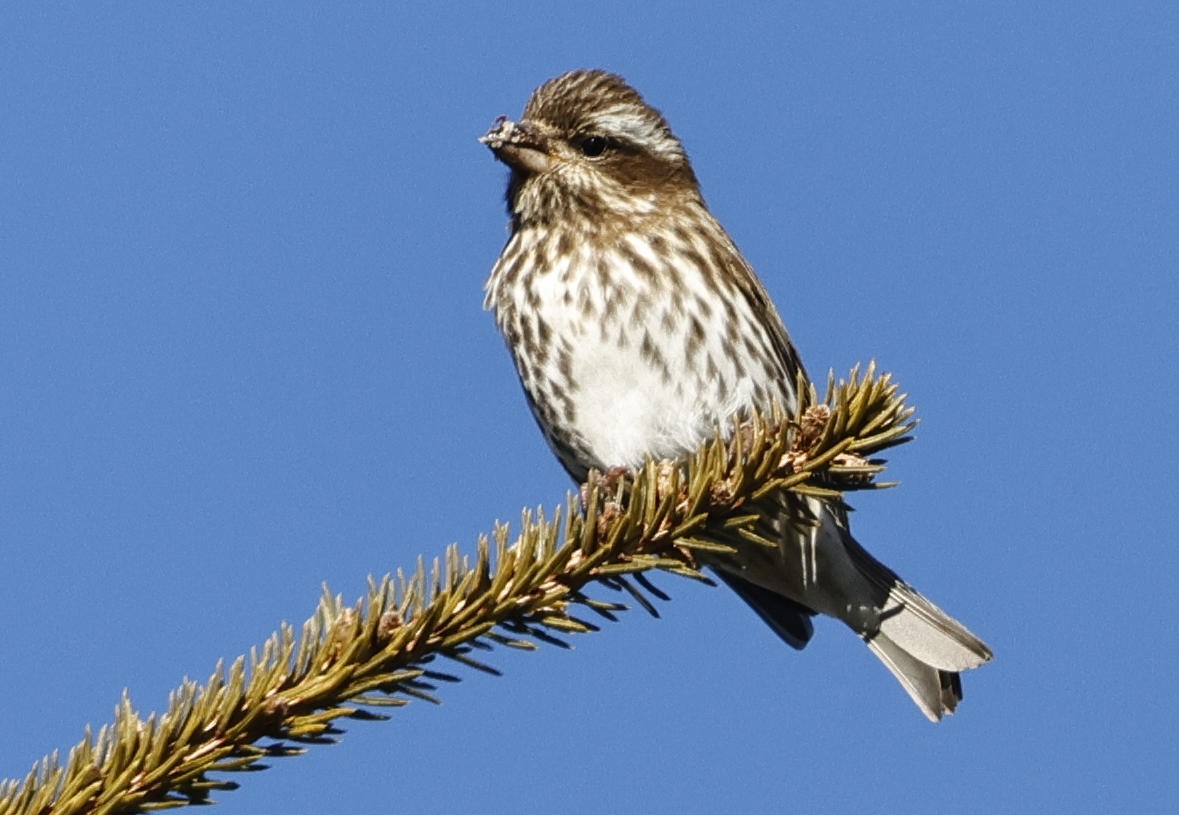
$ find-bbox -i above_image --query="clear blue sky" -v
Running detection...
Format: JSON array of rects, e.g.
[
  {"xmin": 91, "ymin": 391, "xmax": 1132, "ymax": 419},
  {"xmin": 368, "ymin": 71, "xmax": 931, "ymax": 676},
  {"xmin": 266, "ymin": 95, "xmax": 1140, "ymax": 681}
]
[{"xmin": 2, "ymin": 4, "xmax": 1176, "ymax": 813}]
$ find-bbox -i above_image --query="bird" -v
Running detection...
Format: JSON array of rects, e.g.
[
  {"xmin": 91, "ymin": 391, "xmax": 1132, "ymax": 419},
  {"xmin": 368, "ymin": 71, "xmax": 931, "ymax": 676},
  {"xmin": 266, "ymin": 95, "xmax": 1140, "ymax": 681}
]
[{"xmin": 479, "ymin": 69, "xmax": 991, "ymax": 721}]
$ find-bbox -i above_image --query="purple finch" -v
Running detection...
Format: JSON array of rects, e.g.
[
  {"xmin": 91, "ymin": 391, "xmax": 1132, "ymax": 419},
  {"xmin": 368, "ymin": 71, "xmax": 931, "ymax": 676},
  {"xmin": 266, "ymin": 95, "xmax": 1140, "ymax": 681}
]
[{"xmin": 480, "ymin": 70, "xmax": 991, "ymax": 720}]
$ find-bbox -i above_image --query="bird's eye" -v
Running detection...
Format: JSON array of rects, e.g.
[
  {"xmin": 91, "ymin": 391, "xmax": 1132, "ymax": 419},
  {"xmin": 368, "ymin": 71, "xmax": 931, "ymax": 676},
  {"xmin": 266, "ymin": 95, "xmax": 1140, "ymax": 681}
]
[{"xmin": 578, "ymin": 135, "xmax": 609, "ymax": 157}]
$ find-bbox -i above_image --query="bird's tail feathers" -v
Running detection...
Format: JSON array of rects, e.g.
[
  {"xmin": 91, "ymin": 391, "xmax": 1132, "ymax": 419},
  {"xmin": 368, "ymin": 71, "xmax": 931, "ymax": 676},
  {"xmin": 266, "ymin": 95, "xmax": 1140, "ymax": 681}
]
[
  {"xmin": 844, "ymin": 533, "xmax": 993, "ymax": 673},
  {"xmin": 864, "ymin": 631, "xmax": 964, "ymax": 722}
]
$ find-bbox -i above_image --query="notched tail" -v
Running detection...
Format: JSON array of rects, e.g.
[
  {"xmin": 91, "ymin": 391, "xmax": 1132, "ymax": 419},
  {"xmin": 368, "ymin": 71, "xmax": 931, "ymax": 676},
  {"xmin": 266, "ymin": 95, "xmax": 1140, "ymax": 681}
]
[
  {"xmin": 865, "ymin": 632, "xmax": 965, "ymax": 722},
  {"xmin": 844, "ymin": 530, "xmax": 992, "ymax": 720}
]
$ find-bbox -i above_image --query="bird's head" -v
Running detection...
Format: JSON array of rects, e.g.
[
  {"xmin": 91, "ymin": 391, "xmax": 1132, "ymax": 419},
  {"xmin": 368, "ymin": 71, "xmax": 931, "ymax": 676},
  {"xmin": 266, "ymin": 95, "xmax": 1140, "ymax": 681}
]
[{"xmin": 480, "ymin": 70, "xmax": 699, "ymax": 228}]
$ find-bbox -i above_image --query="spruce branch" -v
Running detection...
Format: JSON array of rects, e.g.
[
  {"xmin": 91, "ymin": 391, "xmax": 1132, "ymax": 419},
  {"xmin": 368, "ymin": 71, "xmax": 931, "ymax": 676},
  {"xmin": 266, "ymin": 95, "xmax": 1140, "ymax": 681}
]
[{"xmin": 0, "ymin": 362, "xmax": 914, "ymax": 815}]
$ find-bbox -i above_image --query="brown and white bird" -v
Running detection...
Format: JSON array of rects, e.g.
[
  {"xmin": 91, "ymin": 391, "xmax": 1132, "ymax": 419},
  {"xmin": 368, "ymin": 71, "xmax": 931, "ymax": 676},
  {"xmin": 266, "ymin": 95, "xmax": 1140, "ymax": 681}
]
[{"xmin": 480, "ymin": 69, "xmax": 991, "ymax": 721}]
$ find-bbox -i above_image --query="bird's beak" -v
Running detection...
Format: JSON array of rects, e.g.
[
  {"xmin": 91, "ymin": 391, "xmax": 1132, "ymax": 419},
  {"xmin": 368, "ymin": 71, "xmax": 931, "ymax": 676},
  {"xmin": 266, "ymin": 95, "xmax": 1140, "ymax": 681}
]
[{"xmin": 479, "ymin": 116, "xmax": 554, "ymax": 175}]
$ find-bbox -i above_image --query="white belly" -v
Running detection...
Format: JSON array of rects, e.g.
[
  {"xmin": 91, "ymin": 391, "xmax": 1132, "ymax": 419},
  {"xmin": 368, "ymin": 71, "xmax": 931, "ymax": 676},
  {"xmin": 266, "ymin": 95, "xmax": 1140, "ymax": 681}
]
[{"xmin": 566, "ymin": 342, "xmax": 756, "ymax": 468}]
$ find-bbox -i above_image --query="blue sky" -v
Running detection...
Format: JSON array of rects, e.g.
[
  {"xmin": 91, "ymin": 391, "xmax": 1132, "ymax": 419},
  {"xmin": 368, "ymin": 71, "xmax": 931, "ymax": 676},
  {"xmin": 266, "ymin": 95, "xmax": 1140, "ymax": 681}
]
[{"xmin": 2, "ymin": 4, "xmax": 1176, "ymax": 813}]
